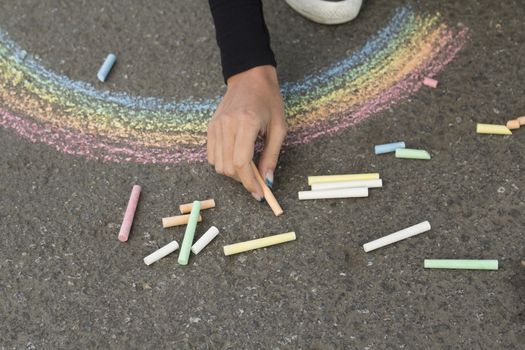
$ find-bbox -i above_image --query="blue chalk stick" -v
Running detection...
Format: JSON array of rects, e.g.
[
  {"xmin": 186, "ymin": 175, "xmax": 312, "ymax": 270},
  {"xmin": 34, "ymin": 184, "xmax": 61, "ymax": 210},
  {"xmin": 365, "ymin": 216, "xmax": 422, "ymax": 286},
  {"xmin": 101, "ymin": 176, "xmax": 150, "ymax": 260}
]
[
  {"xmin": 374, "ymin": 141, "xmax": 406, "ymax": 155},
  {"xmin": 97, "ymin": 53, "xmax": 116, "ymax": 82}
]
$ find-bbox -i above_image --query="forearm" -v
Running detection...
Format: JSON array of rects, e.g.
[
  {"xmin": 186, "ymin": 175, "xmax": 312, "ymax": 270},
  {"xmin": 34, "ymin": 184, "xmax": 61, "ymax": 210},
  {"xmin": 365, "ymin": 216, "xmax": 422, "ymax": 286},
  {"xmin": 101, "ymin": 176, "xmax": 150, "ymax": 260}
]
[{"xmin": 208, "ymin": 0, "xmax": 276, "ymax": 82}]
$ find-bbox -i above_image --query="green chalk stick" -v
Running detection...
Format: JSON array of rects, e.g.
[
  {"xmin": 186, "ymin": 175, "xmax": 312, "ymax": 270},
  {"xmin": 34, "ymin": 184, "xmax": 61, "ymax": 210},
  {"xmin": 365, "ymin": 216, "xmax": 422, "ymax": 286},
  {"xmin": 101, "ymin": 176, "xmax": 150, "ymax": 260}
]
[
  {"xmin": 395, "ymin": 148, "xmax": 431, "ymax": 160},
  {"xmin": 424, "ymin": 259, "xmax": 498, "ymax": 270},
  {"xmin": 177, "ymin": 201, "xmax": 201, "ymax": 265}
]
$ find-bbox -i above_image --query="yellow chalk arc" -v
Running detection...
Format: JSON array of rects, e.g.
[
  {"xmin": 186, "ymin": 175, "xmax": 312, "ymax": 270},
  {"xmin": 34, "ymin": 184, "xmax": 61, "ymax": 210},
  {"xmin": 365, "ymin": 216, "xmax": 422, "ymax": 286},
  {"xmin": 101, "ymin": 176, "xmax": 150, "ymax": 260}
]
[
  {"xmin": 223, "ymin": 232, "xmax": 296, "ymax": 256},
  {"xmin": 308, "ymin": 173, "xmax": 380, "ymax": 185}
]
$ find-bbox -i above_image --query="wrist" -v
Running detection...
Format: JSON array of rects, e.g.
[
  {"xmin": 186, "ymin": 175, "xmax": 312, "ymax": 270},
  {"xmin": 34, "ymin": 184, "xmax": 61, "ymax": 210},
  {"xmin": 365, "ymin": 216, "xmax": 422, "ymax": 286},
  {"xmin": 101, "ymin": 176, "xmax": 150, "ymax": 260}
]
[{"xmin": 227, "ymin": 65, "xmax": 278, "ymax": 87}]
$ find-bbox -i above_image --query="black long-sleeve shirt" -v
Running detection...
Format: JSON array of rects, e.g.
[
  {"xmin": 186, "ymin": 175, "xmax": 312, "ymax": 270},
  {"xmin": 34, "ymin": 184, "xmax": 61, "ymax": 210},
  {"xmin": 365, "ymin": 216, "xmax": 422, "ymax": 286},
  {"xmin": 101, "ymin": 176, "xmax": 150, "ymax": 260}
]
[{"xmin": 208, "ymin": 0, "xmax": 276, "ymax": 82}]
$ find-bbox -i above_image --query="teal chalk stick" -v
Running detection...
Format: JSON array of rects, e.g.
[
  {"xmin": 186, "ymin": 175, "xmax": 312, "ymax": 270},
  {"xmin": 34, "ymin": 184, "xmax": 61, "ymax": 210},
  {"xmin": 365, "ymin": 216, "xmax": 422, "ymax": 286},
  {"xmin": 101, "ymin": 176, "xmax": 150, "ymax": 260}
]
[
  {"xmin": 395, "ymin": 148, "xmax": 431, "ymax": 160},
  {"xmin": 177, "ymin": 201, "xmax": 201, "ymax": 265},
  {"xmin": 424, "ymin": 259, "xmax": 498, "ymax": 270}
]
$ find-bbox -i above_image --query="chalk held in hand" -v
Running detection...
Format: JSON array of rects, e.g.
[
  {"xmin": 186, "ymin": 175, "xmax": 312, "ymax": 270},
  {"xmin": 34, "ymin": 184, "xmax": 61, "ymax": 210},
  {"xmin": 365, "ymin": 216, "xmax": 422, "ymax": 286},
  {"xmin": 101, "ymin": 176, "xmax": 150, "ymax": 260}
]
[
  {"xmin": 476, "ymin": 123, "xmax": 512, "ymax": 135},
  {"xmin": 144, "ymin": 241, "xmax": 179, "ymax": 266},
  {"xmin": 424, "ymin": 259, "xmax": 498, "ymax": 270},
  {"xmin": 177, "ymin": 201, "xmax": 201, "ymax": 265},
  {"xmin": 97, "ymin": 53, "xmax": 116, "ymax": 82},
  {"xmin": 223, "ymin": 231, "xmax": 296, "ymax": 256},
  {"xmin": 118, "ymin": 185, "xmax": 141, "ymax": 242},
  {"xmin": 395, "ymin": 148, "xmax": 431, "ymax": 160},
  {"xmin": 423, "ymin": 77, "xmax": 438, "ymax": 88},
  {"xmin": 192, "ymin": 226, "xmax": 220, "ymax": 255},
  {"xmin": 374, "ymin": 142, "xmax": 405, "ymax": 154},
  {"xmin": 363, "ymin": 221, "xmax": 431, "ymax": 252},
  {"xmin": 162, "ymin": 214, "xmax": 202, "ymax": 228},
  {"xmin": 308, "ymin": 173, "xmax": 379, "ymax": 185},
  {"xmin": 179, "ymin": 199, "xmax": 215, "ymax": 214},
  {"xmin": 298, "ymin": 187, "xmax": 368, "ymax": 200},
  {"xmin": 251, "ymin": 162, "xmax": 284, "ymax": 216},
  {"xmin": 311, "ymin": 179, "xmax": 382, "ymax": 191}
]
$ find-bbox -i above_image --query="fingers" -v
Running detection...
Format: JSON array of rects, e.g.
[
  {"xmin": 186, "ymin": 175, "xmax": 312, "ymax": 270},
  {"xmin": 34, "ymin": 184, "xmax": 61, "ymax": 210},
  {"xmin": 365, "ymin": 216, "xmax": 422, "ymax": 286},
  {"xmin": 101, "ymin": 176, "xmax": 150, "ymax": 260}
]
[
  {"xmin": 207, "ymin": 120, "xmax": 216, "ymax": 165},
  {"xmin": 258, "ymin": 116, "xmax": 287, "ymax": 188},
  {"xmin": 208, "ymin": 113, "xmax": 255, "ymax": 188},
  {"xmin": 221, "ymin": 116, "xmax": 236, "ymax": 178},
  {"xmin": 233, "ymin": 116, "xmax": 263, "ymax": 200},
  {"xmin": 213, "ymin": 122, "xmax": 224, "ymax": 175}
]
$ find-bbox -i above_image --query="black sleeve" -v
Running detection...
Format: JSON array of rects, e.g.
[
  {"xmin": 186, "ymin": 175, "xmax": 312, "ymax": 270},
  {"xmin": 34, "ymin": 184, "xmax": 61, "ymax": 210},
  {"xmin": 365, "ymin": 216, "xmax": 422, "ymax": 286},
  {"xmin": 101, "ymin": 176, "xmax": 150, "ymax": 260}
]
[{"xmin": 208, "ymin": 0, "xmax": 277, "ymax": 82}]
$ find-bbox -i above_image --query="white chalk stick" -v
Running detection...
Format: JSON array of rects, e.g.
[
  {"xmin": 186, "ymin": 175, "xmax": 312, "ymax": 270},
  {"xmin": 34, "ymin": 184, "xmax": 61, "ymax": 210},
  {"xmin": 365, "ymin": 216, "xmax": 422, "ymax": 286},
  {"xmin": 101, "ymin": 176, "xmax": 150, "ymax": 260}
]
[
  {"xmin": 144, "ymin": 240, "xmax": 179, "ymax": 265},
  {"xmin": 298, "ymin": 187, "xmax": 368, "ymax": 200},
  {"xmin": 363, "ymin": 221, "xmax": 431, "ymax": 252},
  {"xmin": 191, "ymin": 226, "xmax": 220, "ymax": 255},
  {"xmin": 311, "ymin": 179, "xmax": 382, "ymax": 191}
]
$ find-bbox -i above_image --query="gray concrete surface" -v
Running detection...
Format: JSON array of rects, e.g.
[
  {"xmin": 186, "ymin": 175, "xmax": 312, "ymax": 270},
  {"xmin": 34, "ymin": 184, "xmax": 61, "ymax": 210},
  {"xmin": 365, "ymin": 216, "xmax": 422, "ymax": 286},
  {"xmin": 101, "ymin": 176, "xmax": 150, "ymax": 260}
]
[{"xmin": 0, "ymin": 0, "xmax": 524, "ymax": 348}]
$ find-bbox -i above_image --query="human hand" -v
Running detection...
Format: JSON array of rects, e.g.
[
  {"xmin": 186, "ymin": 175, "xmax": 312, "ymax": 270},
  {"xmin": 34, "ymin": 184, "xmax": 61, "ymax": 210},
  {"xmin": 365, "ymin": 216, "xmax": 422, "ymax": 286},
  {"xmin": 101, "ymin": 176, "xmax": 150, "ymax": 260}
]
[{"xmin": 207, "ymin": 65, "xmax": 287, "ymax": 201}]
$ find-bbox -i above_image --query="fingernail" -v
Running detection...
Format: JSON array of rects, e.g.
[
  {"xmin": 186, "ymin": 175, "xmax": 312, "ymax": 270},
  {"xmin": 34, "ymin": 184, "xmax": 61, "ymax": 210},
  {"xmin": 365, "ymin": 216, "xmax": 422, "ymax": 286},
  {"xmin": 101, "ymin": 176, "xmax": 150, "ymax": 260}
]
[
  {"xmin": 251, "ymin": 192, "xmax": 263, "ymax": 202},
  {"xmin": 265, "ymin": 171, "xmax": 274, "ymax": 189}
]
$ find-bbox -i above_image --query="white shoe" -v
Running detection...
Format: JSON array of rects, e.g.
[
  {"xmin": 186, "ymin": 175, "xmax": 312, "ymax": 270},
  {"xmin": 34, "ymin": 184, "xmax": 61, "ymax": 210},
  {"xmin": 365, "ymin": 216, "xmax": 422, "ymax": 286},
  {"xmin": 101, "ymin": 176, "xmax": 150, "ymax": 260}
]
[{"xmin": 285, "ymin": 0, "xmax": 363, "ymax": 25}]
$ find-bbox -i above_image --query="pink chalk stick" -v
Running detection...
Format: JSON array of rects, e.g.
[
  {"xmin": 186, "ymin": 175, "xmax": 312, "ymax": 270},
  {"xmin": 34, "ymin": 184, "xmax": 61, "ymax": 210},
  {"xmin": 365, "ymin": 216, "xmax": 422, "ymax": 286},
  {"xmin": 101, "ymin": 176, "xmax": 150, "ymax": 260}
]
[
  {"xmin": 423, "ymin": 77, "xmax": 438, "ymax": 88},
  {"xmin": 118, "ymin": 185, "xmax": 141, "ymax": 242}
]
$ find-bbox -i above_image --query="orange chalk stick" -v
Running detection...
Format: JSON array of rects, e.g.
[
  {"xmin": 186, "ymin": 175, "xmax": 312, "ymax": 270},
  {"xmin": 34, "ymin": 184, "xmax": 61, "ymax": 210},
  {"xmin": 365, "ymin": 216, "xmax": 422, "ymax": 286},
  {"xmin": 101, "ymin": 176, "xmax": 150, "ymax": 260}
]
[
  {"xmin": 506, "ymin": 120, "xmax": 520, "ymax": 130},
  {"xmin": 518, "ymin": 116, "xmax": 525, "ymax": 126},
  {"xmin": 162, "ymin": 214, "xmax": 202, "ymax": 228},
  {"xmin": 179, "ymin": 199, "xmax": 215, "ymax": 214},
  {"xmin": 250, "ymin": 162, "xmax": 283, "ymax": 216}
]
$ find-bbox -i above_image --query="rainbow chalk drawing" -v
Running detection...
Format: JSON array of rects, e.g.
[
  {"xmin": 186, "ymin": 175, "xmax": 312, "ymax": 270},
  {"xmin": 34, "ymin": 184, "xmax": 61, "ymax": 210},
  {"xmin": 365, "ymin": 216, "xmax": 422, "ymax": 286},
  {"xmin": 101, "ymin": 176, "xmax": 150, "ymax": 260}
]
[{"xmin": 0, "ymin": 6, "xmax": 468, "ymax": 164}]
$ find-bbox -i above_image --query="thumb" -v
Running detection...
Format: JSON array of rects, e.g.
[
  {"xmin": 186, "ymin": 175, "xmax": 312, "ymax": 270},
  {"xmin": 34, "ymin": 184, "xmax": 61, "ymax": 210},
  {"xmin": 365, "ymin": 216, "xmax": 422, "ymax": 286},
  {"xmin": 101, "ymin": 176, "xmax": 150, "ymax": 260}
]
[{"xmin": 258, "ymin": 118, "xmax": 287, "ymax": 188}]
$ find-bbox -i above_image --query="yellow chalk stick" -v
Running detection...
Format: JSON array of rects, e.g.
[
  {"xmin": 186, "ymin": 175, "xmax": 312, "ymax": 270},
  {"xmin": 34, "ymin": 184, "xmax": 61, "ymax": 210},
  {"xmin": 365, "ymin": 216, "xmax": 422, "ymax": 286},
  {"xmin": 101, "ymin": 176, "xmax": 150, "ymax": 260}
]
[
  {"xmin": 162, "ymin": 214, "xmax": 202, "ymax": 228},
  {"xmin": 476, "ymin": 123, "xmax": 512, "ymax": 135},
  {"xmin": 223, "ymin": 232, "xmax": 296, "ymax": 256},
  {"xmin": 506, "ymin": 120, "xmax": 520, "ymax": 130},
  {"xmin": 179, "ymin": 199, "xmax": 215, "ymax": 214},
  {"xmin": 308, "ymin": 173, "xmax": 380, "ymax": 185},
  {"xmin": 518, "ymin": 116, "xmax": 525, "ymax": 126},
  {"xmin": 250, "ymin": 162, "xmax": 283, "ymax": 216}
]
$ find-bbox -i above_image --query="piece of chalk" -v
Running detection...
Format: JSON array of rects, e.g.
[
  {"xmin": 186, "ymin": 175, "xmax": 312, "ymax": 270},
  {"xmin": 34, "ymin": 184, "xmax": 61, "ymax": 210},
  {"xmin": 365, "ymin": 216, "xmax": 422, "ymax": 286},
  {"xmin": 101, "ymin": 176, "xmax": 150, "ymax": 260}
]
[
  {"xmin": 144, "ymin": 240, "xmax": 179, "ymax": 266},
  {"xmin": 191, "ymin": 226, "xmax": 220, "ymax": 255},
  {"xmin": 179, "ymin": 199, "xmax": 215, "ymax": 214},
  {"xmin": 374, "ymin": 142, "xmax": 406, "ymax": 154},
  {"xmin": 118, "ymin": 185, "xmax": 141, "ymax": 242},
  {"xmin": 476, "ymin": 123, "xmax": 512, "ymax": 135},
  {"xmin": 311, "ymin": 179, "xmax": 383, "ymax": 191},
  {"xmin": 395, "ymin": 148, "xmax": 431, "ymax": 160},
  {"xmin": 423, "ymin": 77, "xmax": 438, "ymax": 88},
  {"xmin": 518, "ymin": 116, "xmax": 525, "ymax": 126},
  {"xmin": 223, "ymin": 231, "xmax": 296, "ymax": 256},
  {"xmin": 308, "ymin": 173, "xmax": 379, "ymax": 186},
  {"xmin": 424, "ymin": 259, "xmax": 498, "ymax": 270},
  {"xmin": 162, "ymin": 214, "xmax": 202, "ymax": 228},
  {"xmin": 506, "ymin": 120, "xmax": 520, "ymax": 130},
  {"xmin": 363, "ymin": 221, "xmax": 431, "ymax": 252},
  {"xmin": 177, "ymin": 201, "xmax": 201, "ymax": 265},
  {"xmin": 251, "ymin": 162, "xmax": 283, "ymax": 216},
  {"xmin": 97, "ymin": 53, "xmax": 116, "ymax": 82},
  {"xmin": 298, "ymin": 187, "xmax": 368, "ymax": 200}
]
